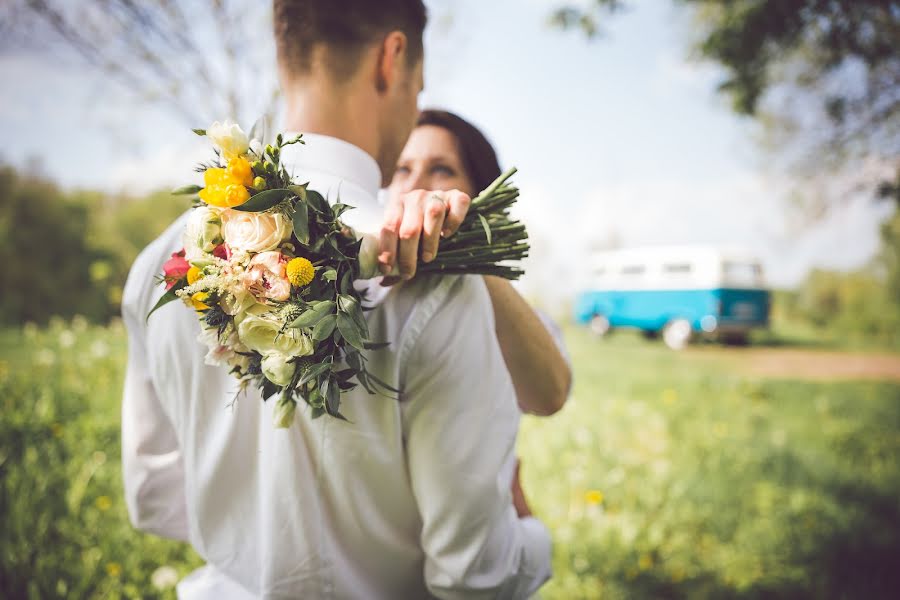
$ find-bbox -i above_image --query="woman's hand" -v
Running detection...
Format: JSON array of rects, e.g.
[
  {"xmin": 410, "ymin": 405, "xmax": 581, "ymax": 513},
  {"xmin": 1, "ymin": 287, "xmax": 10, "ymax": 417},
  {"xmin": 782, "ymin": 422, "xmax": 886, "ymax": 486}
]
[
  {"xmin": 377, "ymin": 189, "xmax": 470, "ymax": 281},
  {"xmin": 511, "ymin": 459, "xmax": 533, "ymax": 518}
]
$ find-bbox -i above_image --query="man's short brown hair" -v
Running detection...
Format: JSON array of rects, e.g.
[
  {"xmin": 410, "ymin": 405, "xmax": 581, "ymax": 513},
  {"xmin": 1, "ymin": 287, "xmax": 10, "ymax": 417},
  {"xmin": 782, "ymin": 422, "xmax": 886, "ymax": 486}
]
[{"xmin": 274, "ymin": 0, "xmax": 427, "ymax": 81}]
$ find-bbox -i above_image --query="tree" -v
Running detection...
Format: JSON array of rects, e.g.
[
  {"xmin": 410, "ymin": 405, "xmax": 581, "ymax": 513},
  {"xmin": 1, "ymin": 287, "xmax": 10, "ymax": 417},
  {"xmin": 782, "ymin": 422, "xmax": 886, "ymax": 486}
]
[
  {"xmin": 550, "ymin": 0, "xmax": 900, "ymax": 216},
  {"xmin": 0, "ymin": 0, "xmax": 279, "ymax": 126}
]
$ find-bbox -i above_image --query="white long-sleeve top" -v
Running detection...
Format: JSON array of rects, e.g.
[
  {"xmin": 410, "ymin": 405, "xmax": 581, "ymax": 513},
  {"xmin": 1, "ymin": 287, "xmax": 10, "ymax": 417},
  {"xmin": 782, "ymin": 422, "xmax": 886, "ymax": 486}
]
[{"xmin": 121, "ymin": 133, "xmax": 552, "ymax": 599}]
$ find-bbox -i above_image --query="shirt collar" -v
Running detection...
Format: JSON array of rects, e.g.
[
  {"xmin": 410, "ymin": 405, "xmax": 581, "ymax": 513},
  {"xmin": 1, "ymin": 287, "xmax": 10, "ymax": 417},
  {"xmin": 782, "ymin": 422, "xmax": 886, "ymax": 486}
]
[{"xmin": 279, "ymin": 132, "xmax": 382, "ymax": 202}]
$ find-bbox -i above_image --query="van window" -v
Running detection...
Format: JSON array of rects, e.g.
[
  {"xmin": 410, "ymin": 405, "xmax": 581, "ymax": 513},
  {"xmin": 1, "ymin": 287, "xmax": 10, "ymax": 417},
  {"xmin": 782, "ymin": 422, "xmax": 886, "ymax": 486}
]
[{"xmin": 663, "ymin": 263, "xmax": 692, "ymax": 274}]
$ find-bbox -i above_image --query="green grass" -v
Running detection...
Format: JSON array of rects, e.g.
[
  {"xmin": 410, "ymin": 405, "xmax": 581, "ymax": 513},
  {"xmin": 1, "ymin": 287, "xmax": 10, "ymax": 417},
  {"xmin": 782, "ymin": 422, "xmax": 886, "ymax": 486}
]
[{"xmin": 2, "ymin": 319, "xmax": 899, "ymax": 598}]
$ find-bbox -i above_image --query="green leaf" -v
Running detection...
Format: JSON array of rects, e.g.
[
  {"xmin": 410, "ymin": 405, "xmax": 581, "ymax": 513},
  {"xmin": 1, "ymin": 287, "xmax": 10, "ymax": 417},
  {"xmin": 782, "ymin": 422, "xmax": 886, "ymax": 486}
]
[
  {"xmin": 332, "ymin": 203, "xmax": 353, "ymax": 219},
  {"xmin": 306, "ymin": 190, "xmax": 330, "ymax": 214},
  {"xmin": 337, "ymin": 294, "xmax": 359, "ymax": 314},
  {"xmin": 340, "ymin": 270, "xmax": 352, "ymax": 295},
  {"xmin": 299, "ymin": 362, "xmax": 331, "ymax": 385},
  {"xmin": 288, "ymin": 184, "xmax": 308, "ymax": 201},
  {"xmin": 172, "ymin": 184, "xmax": 202, "ymax": 195},
  {"xmin": 337, "ymin": 313, "xmax": 365, "ymax": 351},
  {"xmin": 363, "ymin": 340, "xmax": 391, "ymax": 351},
  {"xmin": 233, "ymin": 188, "xmax": 295, "ymax": 212},
  {"xmin": 478, "ymin": 213, "xmax": 492, "ymax": 245},
  {"xmin": 292, "ymin": 202, "xmax": 310, "ymax": 245},
  {"xmin": 312, "ymin": 314, "xmax": 337, "ymax": 341},
  {"xmin": 192, "ymin": 128, "xmax": 206, "ymax": 136},
  {"xmin": 288, "ymin": 301, "xmax": 335, "ymax": 329},
  {"xmin": 147, "ymin": 280, "xmax": 186, "ymax": 322},
  {"xmin": 322, "ymin": 268, "xmax": 338, "ymax": 282}
]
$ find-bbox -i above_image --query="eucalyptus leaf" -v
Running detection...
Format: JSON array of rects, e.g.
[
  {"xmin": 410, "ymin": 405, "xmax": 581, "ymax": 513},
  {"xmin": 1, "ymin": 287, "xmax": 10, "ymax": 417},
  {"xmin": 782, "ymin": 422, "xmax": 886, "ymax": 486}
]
[
  {"xmin": 233, "ymin": 188, "xmax": 295, "ymax": 212},
  {"xmin": 337, "ymin": 313, "xmax": 365, "ymax": 351},
  {"xmin": 288, "ymin": 184, "xmax": 308, "ymax": 201},
  {"xmin": 312, "ymin": 314, "xmax": 337, "ymax": 341},
  {"xmin": 288, "ymin": 301, "xmax": 334, "ymax": 329},
  {"xmin": 292, "ymin": 202, "xmax": 310, "ymax": 245},
  {"xmin": 306, "ymin": 190, "xmax": 330, "ymax": 215}
]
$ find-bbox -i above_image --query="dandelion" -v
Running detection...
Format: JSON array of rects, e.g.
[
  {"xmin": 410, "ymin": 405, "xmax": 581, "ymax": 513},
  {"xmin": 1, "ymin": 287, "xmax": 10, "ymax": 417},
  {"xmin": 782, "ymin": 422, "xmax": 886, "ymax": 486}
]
[
  {"xmin": 105, "ymin": 562, "xmax": 122, "ymax": 578},
  {"xmin": 95, "ymin": 496, "xmax": 112, "ymax": 511},
  {"xmin": 58, "ymin": 330, "xmax": 76, "ymax": 348},
  {"xmin": 638, "ymin": 553, "xmax": 653, "ymax": 570},
  {"xmin": 151, "ymin": 565, "xmax": 180, "ymax": 590},
  {"xmin": 584, "ymin": 490, "xmax": 604, "ymax": 505}
]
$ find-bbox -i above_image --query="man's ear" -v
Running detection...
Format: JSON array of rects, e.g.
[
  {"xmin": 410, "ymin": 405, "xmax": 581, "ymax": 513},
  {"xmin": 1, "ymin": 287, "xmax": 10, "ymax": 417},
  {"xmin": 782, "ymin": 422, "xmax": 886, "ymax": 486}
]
[{"xmin": 375, "ymin": 31, "xmax": 408, "ymax": 94}]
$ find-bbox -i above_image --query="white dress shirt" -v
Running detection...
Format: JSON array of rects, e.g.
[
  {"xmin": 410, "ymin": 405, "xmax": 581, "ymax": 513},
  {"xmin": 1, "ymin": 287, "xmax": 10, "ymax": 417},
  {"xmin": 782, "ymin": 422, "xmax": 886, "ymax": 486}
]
[{"xmin": 121, "ymin": 133, "xmax": 552, "ymax": 599}]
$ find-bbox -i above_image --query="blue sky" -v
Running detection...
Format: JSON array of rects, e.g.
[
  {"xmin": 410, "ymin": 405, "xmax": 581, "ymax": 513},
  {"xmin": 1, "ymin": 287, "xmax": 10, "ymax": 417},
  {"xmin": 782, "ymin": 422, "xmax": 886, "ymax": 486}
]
[{"xmin": 0, "ymin": 0, "xmax": 890, "ymax": 298}]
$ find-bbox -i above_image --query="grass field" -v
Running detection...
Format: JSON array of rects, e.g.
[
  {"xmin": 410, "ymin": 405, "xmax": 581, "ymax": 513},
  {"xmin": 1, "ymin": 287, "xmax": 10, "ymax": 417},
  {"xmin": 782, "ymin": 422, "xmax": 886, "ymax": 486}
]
[{"xmin": 2, "ymin": 318, "xmax": 899, "ymax": 599}]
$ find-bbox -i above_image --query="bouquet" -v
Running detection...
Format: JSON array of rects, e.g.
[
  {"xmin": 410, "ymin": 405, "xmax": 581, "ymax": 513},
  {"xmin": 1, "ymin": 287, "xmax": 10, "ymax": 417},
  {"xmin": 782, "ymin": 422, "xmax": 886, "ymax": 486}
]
[{"xmin": 151, "ymin": 120, "xmax": 528, "ymax": 425}]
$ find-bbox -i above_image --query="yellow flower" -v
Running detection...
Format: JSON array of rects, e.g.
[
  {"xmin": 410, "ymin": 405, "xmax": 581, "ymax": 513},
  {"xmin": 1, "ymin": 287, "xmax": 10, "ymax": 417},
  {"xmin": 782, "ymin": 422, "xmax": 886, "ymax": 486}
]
[
  {"xmin": 191, "ymin": 292, "xmax": 211, "ymax": 311},
  {"xmin": 203, "ymin": 167, "xmax": 228, "ymax": 187},
  {"xmin": 585, "ymin": 490, "xmax": 604, "ymax": 505},
  {"xmin": 286, "ymin": 257, "xmax": 315, "ymax": 287},
  {"xmin": 638, "ymin": 553, "xmax": 653, "ymax": 571},
  {"xmin": 187, "ymin": 266, "xmax": 203, "ymax": 285},
  {"xmin": 198, "ymin": 184, "xmax": 226, "ymax": 207},
  {"xmin": 227, "ymin": 156, "xmax": 254, "ymax": 187},
  {"xmin": 252, "ymin": 176, "xmax": 267, "ymax": 190},
  {"xmin": 95, "ymin": 496, "xmax": 112, "ymax": 511},
  {"xmin": 106, "ymin": 562, "xmax": 122, "ymax": 578},
  {"xmin": 224, "ymin": 183, "xmax": 250, "ymax": 208}
]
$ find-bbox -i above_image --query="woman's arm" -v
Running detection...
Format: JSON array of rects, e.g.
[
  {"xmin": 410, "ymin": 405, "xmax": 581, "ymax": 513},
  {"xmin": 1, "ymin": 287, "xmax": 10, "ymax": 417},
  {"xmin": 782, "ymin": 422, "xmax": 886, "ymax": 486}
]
[{"xmin": 483, "ymin": 276, "xmax": 571, "ymax": 416}]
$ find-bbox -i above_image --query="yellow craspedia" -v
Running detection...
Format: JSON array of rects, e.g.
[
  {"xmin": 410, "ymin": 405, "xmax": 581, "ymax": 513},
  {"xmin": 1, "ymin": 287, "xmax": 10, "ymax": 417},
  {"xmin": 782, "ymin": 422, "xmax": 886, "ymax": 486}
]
[
  {"xmin": 227, "ymin": 156, "xmax": 254, "ymax": 187},
  {"xmin": 286, "ymin": 257, "xmax": 315, "ymax": 287},
  {"xmin": 190, "ymin": 292, "xmax": 211, "ymax": 311},
  {"xmin": 187, "ymin": 266, "xmax": 203, "ymax": 285}
]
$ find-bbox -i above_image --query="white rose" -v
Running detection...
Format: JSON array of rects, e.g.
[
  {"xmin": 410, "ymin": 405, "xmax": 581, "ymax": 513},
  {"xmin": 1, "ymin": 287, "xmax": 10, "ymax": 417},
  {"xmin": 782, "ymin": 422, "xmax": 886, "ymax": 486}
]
[
  {"xmin": 272, "ymin": 395, "xmax": 297, "ymax": 428},
  {"xmin": 236, "ymin": 306, "xmax": 314, "ymax": 357},
  {"xmin": 207, "ymin": 120, "xmax": 249, "ymax": 159},
  {"xmin": 221, "ymin": 210, "xmax": 291, "ymax": 254},
  {"xmin": 183, "ymin": 206, "xmax": 223, "ymax": 261},
  {"xmin": 261, "ymin": 352, "xmax": 295, "ymax": 386}
]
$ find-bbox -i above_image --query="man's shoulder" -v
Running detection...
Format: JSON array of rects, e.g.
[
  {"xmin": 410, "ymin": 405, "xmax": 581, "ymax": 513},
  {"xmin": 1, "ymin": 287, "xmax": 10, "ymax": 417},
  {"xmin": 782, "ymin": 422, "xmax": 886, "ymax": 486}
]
[{"xmin": 122, "ymin": 211, "xmax": 190, "ymax": 317}]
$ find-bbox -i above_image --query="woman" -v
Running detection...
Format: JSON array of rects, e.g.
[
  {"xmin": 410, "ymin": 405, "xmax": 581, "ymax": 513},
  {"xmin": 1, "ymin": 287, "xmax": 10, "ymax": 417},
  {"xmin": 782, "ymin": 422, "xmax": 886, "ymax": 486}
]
[{"xmin": 389, "ymin": 109, "xmax": 571, "ymax": 417}]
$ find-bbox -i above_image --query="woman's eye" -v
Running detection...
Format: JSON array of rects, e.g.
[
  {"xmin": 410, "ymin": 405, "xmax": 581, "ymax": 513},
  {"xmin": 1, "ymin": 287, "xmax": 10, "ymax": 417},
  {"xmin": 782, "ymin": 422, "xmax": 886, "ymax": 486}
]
[
  {"xmin": 431, "ymin": 165, "xmax": 455, "ymax": 177},
  {"xmin": 394, "ymin": 165, "xmax": 411, "ymax": 176}
]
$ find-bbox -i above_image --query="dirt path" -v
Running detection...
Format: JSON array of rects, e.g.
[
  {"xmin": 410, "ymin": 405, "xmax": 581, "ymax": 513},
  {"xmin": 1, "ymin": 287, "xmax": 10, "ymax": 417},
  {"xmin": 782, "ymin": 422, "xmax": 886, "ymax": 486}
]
[{"xmin": 689, "ymin": 347, "xmax": 900, "ymax": 383}]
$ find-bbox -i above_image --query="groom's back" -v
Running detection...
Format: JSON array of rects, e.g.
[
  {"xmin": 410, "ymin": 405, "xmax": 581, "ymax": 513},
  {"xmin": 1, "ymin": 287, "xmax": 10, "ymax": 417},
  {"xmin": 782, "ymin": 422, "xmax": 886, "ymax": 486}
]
[{"xmin": 123, "ymin": 210, "xmax": 528, "ymax": 598}]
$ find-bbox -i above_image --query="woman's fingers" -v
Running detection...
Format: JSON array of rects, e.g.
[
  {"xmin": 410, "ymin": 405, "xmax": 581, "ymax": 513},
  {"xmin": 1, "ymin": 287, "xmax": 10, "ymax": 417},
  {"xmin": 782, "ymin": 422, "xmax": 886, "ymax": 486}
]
[
  {"xmin": 397, "ymin": 192, "xmax": 425, "ymax": 279},
  {"xmin": 378, "ymin": 195, "xmax": 405, "ymax": 275},
  {"xmin": 442, "ymin": 189, "xmax": 471, "ymax": 237},
  {"xmin": 421, "ymin": 194, "xmax": 447, "ymax": 263}
]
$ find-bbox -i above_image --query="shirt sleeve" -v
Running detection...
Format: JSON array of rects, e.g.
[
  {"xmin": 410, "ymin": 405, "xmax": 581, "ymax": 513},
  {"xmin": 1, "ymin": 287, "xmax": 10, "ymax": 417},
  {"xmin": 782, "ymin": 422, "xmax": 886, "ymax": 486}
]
[
  {"xmin": 400, "ymin": 276, "xmax": 553, "ymax": 599},
  {"xmin": 120, "ymin": 272, "xmax": 190, "ymax": 543}
]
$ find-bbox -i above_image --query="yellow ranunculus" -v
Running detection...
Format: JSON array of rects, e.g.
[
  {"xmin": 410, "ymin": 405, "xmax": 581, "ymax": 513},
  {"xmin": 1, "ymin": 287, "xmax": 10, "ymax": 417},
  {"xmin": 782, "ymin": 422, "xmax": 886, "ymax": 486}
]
[
  {"xmin": 198, "ymin": 185, "xmax": 227, "ymax": 207},
  {"xmin": 224, "ymin": 184, "xmax": 250, "ymax": 208},
  {"xmin": 227, "ymin": 156, "xmax": 254, "ymax": 187},
  {"xmin": 203, "ymin": 167, "xmax": 228, "ymax": 187}
]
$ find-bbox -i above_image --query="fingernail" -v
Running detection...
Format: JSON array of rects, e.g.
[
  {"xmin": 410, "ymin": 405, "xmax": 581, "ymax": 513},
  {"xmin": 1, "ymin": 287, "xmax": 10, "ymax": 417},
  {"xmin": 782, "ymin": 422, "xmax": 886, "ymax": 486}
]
[
  {"xmin": 422, "ymin": 252, "xmax": 433, "ymax": 262},
  {"xmin": 379, "ymin": 263, "xmax": 391, "ymax": 274}
]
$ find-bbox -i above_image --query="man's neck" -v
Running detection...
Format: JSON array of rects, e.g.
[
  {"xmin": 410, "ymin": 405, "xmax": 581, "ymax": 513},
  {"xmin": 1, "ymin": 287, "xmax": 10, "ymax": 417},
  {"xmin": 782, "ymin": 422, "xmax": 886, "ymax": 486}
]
[{"xmin": 282, "ymin": 87, "xmax": 380, "ymax": 166}]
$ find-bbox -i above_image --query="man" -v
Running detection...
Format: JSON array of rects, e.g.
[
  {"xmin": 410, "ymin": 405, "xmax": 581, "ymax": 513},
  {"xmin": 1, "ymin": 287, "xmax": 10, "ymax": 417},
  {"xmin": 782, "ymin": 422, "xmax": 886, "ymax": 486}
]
[{"xmin": 121, "ymin": 1, "xmax": 552, "ymax": 598}]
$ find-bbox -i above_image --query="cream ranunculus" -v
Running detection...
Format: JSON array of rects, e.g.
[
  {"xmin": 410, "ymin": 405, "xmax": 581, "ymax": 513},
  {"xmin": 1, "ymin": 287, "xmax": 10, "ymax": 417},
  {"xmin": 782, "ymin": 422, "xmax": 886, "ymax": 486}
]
[
  {"xmin": 207, "ymin": 120, "xmax": 249, "ymax": 159},
  {"xmin": 221, "ymin": 210, "xmax": 291, "ymax": 254},
  {"xmin": 237, "ymin": 305, "xmax": 313, "ymax": 357},
  {"xmin": 261, "ymin": 352, "xmax": 295, "ymax": 386},
  {"xmin": 183, "ymin": 206, "xmax": 223, "ymax": 261}
]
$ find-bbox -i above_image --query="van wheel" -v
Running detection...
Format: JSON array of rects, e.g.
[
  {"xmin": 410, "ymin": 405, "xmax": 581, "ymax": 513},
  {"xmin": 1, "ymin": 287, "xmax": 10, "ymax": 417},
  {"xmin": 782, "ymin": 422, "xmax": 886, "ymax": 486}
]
[
  {"xmin": 590, "ymin": 314, "xmax": 610, "ymax": 337},
  {"xmin": 720, "ymin": 332, "xmax": 749, "ymax": 346},
  {"xmin": 663, "ymin": 318, "xmax": 692, "ymax": 350}
]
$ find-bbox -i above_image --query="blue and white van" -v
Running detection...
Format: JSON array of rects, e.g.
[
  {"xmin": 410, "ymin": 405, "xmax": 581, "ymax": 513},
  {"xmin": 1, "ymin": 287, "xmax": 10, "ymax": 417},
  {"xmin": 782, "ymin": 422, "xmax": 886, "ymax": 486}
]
[{"xmin": 574, "ymin": 245, "xmax": 770, "ymax": 349}]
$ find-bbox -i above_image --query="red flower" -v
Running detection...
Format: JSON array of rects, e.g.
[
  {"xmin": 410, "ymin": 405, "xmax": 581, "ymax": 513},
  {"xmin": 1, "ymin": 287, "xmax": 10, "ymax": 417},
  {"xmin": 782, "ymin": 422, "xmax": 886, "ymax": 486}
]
[
  {"xmin": 163, "ymin": 250, "xmax": 190, "ymax": 289},
  {"xmin": 212, "ymin": 243, "xmax": 230, "ymax": 260}
]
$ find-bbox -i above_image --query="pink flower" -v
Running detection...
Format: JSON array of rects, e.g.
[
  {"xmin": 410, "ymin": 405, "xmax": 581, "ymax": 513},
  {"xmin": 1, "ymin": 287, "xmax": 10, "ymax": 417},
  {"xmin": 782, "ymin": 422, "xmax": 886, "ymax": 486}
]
[
  {"xmin": 243, "ymin": 251, "xmax": 291, "ymax": 302},
  {"xmin": 162, "ymin": 250, "xmax": 190, "ymax": 289}
]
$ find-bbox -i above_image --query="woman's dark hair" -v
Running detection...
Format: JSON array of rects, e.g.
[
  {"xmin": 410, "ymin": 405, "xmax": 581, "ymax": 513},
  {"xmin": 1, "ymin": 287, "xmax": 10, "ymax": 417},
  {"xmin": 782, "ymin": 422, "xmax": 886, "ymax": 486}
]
[{"xmin": 416, "ymin": 109, "xmax": 502, "ymax": 194}]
